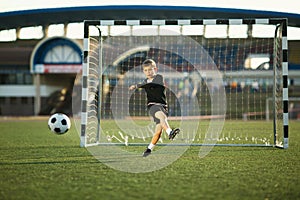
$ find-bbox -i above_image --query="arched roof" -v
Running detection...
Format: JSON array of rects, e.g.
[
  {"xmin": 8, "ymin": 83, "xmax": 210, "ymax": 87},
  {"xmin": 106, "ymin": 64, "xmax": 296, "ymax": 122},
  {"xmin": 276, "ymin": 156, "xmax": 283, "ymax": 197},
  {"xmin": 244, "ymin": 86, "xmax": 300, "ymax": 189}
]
[
  {"xmin": 30, "ymin": 37, "xmax": 82, "ymax": 73},
  {"xmin": 1, "ymin": 5, "xmax": 300, "ymax": 30}
]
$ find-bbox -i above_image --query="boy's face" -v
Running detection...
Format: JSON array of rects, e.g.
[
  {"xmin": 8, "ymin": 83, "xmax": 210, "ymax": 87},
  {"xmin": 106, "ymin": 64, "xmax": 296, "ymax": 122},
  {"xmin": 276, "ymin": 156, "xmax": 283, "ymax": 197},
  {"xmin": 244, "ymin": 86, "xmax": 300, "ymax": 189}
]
[{"xmin": 143, "ymin": 65, "xmax": 157, "ymax": 79}]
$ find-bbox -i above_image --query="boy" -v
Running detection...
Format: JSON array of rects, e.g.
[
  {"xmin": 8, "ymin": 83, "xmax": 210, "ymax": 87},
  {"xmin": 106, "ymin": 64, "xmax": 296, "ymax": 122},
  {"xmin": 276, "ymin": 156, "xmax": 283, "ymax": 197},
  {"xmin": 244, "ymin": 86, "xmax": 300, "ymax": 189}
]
[{"xmin": 129, "ymin": 59, "xmax": 180, "ymax": 157}]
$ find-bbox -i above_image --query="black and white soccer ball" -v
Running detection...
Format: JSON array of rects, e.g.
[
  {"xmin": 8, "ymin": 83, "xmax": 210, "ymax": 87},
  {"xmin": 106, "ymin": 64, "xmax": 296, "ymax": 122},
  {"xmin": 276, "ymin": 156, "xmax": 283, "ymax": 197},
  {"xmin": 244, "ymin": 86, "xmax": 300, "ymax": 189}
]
[{"xmin": 48, "ymin": 113, "xmax": 71, "ymax": 134}]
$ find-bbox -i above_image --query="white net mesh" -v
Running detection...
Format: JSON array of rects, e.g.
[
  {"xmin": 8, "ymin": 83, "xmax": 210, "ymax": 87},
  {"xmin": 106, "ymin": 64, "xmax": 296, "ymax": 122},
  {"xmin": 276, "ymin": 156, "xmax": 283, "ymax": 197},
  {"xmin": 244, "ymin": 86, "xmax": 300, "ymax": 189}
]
[{"xmin": 77, "ymin": 21, "xmax": 286, "ymax": 147}]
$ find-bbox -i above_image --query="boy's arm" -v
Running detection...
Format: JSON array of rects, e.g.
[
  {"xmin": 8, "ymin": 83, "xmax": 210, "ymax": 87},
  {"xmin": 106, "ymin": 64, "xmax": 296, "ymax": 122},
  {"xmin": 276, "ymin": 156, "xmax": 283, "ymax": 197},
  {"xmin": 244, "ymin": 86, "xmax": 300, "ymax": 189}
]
[
  {"xmin": 154, "ymin": 74, "xmax": 165, "ymax": 86},
  {"xmin": 129, "ymin": 80, "xmax": 146, "ymax": 90}
]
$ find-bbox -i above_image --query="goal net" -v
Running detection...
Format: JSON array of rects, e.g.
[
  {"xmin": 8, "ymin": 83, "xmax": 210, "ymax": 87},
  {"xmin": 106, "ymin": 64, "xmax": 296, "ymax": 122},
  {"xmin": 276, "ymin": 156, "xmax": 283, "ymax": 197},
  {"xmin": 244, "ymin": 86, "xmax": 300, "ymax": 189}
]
[{"xmin": 77, "ymin": 19, "xmax": 288, "ymax": 149}]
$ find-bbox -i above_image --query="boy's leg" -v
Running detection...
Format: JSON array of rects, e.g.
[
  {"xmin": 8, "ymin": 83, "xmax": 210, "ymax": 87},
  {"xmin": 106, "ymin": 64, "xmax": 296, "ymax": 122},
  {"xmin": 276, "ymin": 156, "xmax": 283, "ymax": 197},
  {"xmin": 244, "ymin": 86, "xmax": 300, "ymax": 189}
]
[
  {"xmin": 155, "ymin": 111, "xmax": 180, "ymax": 140},
  {"xmin": 154, "ymin": 111, "xmax": 172, "ymax": 133},
  {"xmin": 143, "ymin": 124, "xmax": 162, "ymax": 157},
  {"xmin": 151, "ymin": 124, "xmax": 163, "ymax": 145},
  {"xmin": 143, "ymin": 106, "xmax": 180, "ymax": 157}
]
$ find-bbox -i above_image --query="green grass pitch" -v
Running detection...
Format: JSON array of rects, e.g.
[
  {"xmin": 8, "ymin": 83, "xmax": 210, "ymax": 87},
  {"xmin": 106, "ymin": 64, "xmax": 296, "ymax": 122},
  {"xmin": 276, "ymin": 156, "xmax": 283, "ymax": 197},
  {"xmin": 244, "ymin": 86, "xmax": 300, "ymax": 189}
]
[{"xmin": 0, "ymin": 117, "xmax": 299, "ymax": 200}]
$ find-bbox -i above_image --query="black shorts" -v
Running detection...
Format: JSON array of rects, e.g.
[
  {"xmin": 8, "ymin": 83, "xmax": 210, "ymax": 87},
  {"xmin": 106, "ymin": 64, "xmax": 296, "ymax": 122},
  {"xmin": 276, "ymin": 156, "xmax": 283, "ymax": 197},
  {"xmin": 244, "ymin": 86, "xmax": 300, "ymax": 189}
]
[{"xmin": 148, "ymin": 104, "xmax": 168, "ymax": 124}]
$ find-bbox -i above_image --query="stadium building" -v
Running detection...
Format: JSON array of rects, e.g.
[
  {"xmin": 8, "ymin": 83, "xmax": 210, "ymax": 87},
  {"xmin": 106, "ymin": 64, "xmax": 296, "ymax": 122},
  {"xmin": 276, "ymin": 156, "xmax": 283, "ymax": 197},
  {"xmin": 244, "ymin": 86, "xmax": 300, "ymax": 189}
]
[{"xmin": 0, "ymin": 5, "xmax": 300, "ymax": 116}]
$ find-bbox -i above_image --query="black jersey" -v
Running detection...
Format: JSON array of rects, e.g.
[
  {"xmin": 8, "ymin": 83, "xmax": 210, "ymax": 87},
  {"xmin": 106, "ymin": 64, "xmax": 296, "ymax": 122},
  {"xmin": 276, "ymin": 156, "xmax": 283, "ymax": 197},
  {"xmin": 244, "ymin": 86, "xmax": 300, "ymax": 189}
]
[{"xmin": 137, "ymin": 74, "xmax": 167, "ymax": 106}]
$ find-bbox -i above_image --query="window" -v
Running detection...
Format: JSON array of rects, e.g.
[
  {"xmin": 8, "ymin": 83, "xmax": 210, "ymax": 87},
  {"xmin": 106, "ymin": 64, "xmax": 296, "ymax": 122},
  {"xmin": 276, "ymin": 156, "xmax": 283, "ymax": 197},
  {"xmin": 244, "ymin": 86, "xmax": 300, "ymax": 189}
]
[{"xmin": 244, "ymin": 54, "xmax": 270, "ymax": 70}]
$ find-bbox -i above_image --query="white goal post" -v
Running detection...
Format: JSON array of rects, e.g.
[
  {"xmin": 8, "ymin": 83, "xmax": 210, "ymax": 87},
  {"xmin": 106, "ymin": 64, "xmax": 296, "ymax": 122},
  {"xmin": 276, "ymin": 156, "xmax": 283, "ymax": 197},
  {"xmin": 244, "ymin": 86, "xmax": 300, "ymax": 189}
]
[{"xmin": 79, "ymin": 18, "xmax": 288, "ymax": 149}]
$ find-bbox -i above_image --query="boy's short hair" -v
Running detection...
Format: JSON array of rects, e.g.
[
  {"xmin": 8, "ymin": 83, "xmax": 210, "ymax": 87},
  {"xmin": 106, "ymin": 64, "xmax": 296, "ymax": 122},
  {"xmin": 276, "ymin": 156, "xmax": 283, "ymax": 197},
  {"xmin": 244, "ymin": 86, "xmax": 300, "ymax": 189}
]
[{"xmin": 142, "ymin": 59, "xmax": 156, "ymax": 68}]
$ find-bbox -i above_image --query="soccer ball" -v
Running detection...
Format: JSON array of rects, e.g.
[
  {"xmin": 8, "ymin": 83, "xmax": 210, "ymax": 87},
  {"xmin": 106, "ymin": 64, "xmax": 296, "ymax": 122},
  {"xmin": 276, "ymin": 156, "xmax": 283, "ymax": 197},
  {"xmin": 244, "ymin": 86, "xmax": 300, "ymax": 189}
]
[{"xmin": 48, "ymin": 113, "xmax": 71, "ymax": 134}]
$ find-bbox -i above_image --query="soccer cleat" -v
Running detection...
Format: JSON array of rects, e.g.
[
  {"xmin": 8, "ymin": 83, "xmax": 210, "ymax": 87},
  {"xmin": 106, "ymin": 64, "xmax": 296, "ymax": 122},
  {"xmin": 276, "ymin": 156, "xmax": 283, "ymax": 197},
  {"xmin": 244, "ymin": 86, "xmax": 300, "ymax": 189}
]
[
  {"xmin": 169, "ymin": 128, "xmax": 180, "ymax": 140},
  {"xmin": 142, "ymin": 148, "xmax": 152, "ymax": 157}
]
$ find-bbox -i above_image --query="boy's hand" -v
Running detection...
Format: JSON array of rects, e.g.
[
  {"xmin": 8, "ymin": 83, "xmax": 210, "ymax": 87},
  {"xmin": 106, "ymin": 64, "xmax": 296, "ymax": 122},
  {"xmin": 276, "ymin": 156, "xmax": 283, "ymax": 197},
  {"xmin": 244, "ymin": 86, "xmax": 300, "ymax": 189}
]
[{"xmin": 129, "ymin": 85, "xmax": 136, "ymax": 90}]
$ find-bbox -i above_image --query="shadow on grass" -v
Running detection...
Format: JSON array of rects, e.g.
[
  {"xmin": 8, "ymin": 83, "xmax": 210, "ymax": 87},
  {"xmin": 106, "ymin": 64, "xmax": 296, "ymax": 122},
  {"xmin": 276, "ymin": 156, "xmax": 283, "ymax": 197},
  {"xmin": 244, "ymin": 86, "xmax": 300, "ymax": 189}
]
[
  {"xmin": 0, "ymin": 159, "xmax": 99, "ymax": 165},
  {"xmin": 0, "ymin": 145, "xmax": 99, "ymax": 165}
]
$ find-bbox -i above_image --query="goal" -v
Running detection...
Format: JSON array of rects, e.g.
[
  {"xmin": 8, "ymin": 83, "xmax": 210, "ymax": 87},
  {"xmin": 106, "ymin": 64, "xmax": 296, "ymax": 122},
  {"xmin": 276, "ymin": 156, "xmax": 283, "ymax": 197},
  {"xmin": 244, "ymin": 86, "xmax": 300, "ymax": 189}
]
[{"xmin": 78, "ymin": 18, "xmax": 288, "ymax": 149}]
